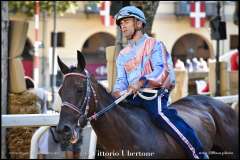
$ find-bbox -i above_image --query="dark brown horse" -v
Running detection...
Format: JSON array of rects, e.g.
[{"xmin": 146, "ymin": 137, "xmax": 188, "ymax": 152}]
[{"xmin": 56, "ymin": 50, "xmax": 239, "ymax": 159}]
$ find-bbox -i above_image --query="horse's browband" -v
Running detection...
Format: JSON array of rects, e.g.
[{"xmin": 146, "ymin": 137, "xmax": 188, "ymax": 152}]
[
  {"xmin": 64, "ymin": 72, "xmax": 87, "ymax": 79},
  {"xmin": 58, "ymin": 71, "xmax": 88, "ymax": 93}
]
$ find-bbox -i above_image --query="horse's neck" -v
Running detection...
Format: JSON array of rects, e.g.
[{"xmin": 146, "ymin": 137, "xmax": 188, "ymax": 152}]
[{"xmin": 88, "ymin": 83, "xmax": 135, "ymax": 149}]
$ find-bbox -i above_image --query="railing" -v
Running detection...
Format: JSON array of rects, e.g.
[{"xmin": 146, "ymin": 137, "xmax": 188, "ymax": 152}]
[
  {"xmin": 2, "ymin": 94, "xmax": 237, "ymax": 159},
  {"xmin": 214, "ymin": 95, "xmax": 238, "ymax": 104},
  {"xmin": 2, "ymin": 113, "xmax": 97, "ymax": 159}
]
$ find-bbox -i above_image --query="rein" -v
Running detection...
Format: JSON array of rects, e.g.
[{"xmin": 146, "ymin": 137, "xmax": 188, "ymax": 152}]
[
  {"xmin": 60, "ymin": 70, "xmax": 97, "ymax": 126},
  {"xmin": 60, "ymin": 70, "xmax": 163, "ymax": 124},
  {"xmin": 87, "ymin": 88, "xmax": 169, "ymax": 121}
]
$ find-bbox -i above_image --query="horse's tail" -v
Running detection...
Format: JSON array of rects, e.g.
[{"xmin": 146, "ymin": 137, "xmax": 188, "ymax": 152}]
[{"xmin": 196, "ymin": 95, "xmax": 239, "ymax": 159}]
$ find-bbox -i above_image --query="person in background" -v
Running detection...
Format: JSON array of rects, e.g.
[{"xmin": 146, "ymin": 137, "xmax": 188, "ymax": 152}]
[
  {"xmin": 174, "ymin": 59, "xmax": 186, "ymax": 70},
  {"xmin": 186, "ymin": 58, "xmax": 193, "ymax": 72},
  {"xmin": 25, "ymin": 76, "xmax": 81, "ymax": 159},
  {"xmin": 24, "ymin": 76, "xmax": 49, "ymax": 159},
  {"xmin": 230, "ymin": 50, "xmax": 239, "ymax": 71},
  {"xmin": 25, "ymin": 76, "xmax": 48, "ymax": 113}
]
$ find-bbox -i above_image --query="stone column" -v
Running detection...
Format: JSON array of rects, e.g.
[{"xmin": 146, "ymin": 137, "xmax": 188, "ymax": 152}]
[{"xmin": 1, "ymin": 1, "xmax": 9, "ymax": 159}]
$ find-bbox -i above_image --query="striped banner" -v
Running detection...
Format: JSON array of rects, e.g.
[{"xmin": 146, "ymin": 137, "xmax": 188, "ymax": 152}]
[{"xmin": 99, "ymin": 1, "xmax": 114, "ymax": 27}]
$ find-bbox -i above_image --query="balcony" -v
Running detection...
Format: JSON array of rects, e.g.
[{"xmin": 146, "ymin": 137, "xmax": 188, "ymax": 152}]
[{"xmin": 175, "ymin": 1, "xmax": 218, "ymax": 18}]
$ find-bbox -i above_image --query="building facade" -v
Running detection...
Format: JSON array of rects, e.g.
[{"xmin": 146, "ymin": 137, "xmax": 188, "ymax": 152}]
[{"xmin": 11, "ymin": 1, "xmax": 238, "ymax": 89}]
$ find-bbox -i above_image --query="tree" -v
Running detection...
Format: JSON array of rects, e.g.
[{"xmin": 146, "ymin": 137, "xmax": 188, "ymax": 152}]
[{"xmin": 8, "ymin": 1, "xmax": 79, "ymax": 17}]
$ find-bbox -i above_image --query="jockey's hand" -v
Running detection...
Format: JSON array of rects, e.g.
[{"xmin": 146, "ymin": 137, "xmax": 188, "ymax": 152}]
[
  {"xmin": 112, "ymin": 91, "xmax": 121, "ymax": 99},
  {"xmin": 79, "ymin": 115, "xmax": 87, "ymax": 128},
  {"xmin": 128, "ymin": 80, "xmax": 145, "ymax": 95}
]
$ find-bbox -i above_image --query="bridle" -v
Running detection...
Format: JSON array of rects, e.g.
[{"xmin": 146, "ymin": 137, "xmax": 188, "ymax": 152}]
[
  {"xmin": 59, "ymin": 69, "xmax": 163, "ymax": 127},
  {"xmin": 60, "ymin": 69, "xmax": 98, "ymax": 127},
  {"xmin": 58, "ymin": 68, "xmax": 165, "ymax": 145}
]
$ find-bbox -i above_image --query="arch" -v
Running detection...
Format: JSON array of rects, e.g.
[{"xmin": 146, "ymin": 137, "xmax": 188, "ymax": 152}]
[
  {"xmin": 171, "ymin": 33, "xmax": 214, "ymax": 64},
  {"xmin": 80, "ymin": 31, "xmax": 115, "ymax": 51},
  {"xmin": 81, "ymin": 32, "xmax": 116, "ymax": 80}
]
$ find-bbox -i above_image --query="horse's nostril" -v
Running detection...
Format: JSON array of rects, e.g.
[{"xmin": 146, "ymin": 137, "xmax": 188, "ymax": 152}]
[
  {"xmin": 63, "ymin": 125, "xmax": 71, "ymax": 133},
  {"xmin": 56, "ymin": 124, "xmax": 72, "ymax": 134}
]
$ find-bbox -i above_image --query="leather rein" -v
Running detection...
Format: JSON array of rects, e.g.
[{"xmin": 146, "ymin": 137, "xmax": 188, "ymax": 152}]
[
  {"xmin": 59, "ymin": 70, "xmax": 163, "ymax": 127},
  {"xmin": 60, "ymin": 70, "xmax": 98, "ymax": 126}
]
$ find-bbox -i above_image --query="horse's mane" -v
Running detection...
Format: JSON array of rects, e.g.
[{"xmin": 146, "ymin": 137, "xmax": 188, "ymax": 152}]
[
  {"xmin": 66, "ymin": 69, "xmax": 144, "ymax": 112},
  {"xmin": 91, "ymin": 77, "xmax": 141, "ymax": 108},
  {"xmin": 69, "ymin": 67, "xmax": 112, "ymax": 99},
  {"xmin": 92, "ymin": 77, "xmax": 115, "ymax": 100}
]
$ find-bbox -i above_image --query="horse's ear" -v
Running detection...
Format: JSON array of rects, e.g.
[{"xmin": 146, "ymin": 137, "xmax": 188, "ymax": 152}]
[
  {"xmin": 77, "ymin": 50, "xmax": 86, "ymax": 72},
  {"xmin": 57, "ymin": 56, "xmax": 69, "ymax": 74}
]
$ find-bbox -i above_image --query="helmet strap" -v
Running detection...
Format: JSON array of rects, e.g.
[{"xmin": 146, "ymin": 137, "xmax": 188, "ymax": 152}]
[
  {"xmin": 130, "ymin": 19, "xmax": 141, "ymax": 40},
  {"xmin": 130, "ymin": 29, "xmax": 137, "ymax": 40}
]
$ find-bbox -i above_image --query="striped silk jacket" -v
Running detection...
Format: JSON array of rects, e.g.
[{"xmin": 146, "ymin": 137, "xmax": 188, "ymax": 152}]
[{"xmin": 113, "ymin": 34, "xmax": 175, "ymax": 93}]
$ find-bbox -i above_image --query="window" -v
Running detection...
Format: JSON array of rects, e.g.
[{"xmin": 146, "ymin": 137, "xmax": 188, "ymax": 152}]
[
  {"xmin": 230, "ymin": 35, "xmax": 239, "ymax": 49},
  {"xmin": 51, "ymin": 32, "xmax": 65, "ymax": 47}
]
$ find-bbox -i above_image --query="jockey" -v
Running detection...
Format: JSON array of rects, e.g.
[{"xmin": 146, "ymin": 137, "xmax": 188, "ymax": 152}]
[{"xmin": 112, "ymin": 6, "xmax": 208, "ymax": 159}]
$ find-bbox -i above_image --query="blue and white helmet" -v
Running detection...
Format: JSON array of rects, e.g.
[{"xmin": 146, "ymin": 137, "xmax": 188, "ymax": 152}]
[{"xmin": 115, "ymin": 6, "xmax": 146, "ymax": 26}]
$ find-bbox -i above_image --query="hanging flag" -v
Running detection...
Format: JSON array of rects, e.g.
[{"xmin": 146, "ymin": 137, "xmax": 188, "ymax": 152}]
[
  {"xmin": 99, "ymin": 1, "xmax": 114, "ymax": 27},
  {"xmin": 190, "ymin": 1, "xmax": 206, "ymax": 28}
]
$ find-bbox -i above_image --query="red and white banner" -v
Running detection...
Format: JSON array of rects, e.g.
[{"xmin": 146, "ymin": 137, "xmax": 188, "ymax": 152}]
[
  {"xmin": 99, "ymin": 1, "xmax": 114, "ymax": 27},
  {"xmin": 190, "ymin": 1, "xmax": 206, "ymax": 28}
]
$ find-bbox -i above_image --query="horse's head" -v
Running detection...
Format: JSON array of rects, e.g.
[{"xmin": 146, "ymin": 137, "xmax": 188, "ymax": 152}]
[{"xmin": 56, "ymin": 50, "xmax": 96, "ymax": 144}]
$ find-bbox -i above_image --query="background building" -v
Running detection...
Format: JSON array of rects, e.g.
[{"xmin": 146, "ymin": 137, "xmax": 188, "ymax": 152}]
[{"xmin": 10, "ymin": 1, "xmax": 238, "ymax": 90}]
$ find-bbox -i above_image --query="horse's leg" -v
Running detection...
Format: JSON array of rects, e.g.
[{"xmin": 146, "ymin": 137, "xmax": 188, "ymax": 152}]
[
  {"xmin": 64, "ymin": 151, "xmax": 80, "ymax": 159},
  {"xmin": 64, "ymin": 151, "xmax": 74, "ymax": 159},
  {"xmin": 37, "ymin": 154, "xmax": 46, "ymax": 159},
  {"xmin": 73, "ymin": 151, "xmax": 80, "ymax": 159}
]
